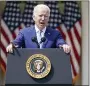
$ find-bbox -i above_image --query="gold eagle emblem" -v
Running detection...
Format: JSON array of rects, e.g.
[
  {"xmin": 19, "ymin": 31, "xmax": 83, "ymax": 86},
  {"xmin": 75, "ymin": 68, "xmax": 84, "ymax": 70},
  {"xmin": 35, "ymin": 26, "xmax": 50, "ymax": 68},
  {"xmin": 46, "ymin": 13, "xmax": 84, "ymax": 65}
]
[{"xmin": 26, "ymin": 54, "xmax": 51, "ymax": 79}]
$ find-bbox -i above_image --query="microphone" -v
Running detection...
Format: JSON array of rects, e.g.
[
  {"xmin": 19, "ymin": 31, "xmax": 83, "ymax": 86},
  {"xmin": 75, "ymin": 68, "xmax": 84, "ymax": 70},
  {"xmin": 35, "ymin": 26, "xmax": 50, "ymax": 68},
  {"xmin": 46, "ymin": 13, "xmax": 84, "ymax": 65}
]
[
  {"xmin": 31, "ymin": 37, "xmax": 37, "ymax": 42},
  {"xmin": 40, "ymin": 37, "xmax": 46, "ymax": 44},
  {"xmin": 31, "ymin": 37, "xmax": 40, "ymax": 48}
]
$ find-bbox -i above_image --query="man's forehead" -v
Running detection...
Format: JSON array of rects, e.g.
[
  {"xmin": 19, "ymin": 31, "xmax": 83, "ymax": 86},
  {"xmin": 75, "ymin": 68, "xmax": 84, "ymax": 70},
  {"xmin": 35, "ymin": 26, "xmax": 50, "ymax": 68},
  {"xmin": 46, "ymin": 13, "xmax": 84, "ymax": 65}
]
[{"xmin": 35, "ymin": 4, "xmax": 50, "ymax": 12}]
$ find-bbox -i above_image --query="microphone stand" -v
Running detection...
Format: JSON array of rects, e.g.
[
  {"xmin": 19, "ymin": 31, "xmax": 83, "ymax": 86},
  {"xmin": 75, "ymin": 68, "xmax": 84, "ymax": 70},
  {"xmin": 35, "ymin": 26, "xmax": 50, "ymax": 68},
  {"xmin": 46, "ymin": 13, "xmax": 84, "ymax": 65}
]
[
  {"xmin": 31, "ymin": 37, "xmax": 46, "ymax": 48},
  {"xmin": 31, "ymin": 37, "xmax": 40, "ymax": 48}
]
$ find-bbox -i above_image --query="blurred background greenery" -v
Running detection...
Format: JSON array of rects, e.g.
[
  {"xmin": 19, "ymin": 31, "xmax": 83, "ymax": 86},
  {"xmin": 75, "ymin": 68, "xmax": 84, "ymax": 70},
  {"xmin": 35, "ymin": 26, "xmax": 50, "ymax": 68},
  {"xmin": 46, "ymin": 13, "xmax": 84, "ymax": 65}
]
[{"xmin": 0, "ymin": 1, "xmax": 81, "ymax": 17}]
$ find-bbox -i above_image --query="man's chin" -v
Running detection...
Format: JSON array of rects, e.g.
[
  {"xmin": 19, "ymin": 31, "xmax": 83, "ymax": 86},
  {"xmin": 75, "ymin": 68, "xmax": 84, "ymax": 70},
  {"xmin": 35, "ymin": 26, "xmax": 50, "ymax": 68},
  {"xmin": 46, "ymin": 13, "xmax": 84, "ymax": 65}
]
[{"xmin": 39, "ymin": 25, "xmax": 45, "ymax": 29}]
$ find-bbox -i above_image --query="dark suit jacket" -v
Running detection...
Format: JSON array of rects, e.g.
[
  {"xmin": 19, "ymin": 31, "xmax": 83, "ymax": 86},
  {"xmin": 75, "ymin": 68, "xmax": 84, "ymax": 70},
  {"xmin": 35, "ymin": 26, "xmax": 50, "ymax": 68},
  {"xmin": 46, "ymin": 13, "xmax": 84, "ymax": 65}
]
[{"xmin": 13, "ymin": 25, "xmax": 66, "ymax": 48}]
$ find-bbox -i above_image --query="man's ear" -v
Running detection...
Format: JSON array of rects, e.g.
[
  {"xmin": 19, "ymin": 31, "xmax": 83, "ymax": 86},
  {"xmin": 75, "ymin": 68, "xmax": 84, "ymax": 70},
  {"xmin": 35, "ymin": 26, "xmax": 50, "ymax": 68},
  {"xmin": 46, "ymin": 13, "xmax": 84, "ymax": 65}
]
[{"xmin": 32, "ymin": 15, "xmax": 35, "ymax": 21}]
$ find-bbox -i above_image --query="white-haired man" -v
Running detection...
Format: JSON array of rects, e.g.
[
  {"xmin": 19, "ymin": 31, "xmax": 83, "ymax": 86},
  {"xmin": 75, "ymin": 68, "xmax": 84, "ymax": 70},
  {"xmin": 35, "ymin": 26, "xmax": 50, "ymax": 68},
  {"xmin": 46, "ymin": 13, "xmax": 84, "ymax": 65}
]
[{"xmin": 6, "ymin": 4, "xmax": 71, "ymax": 53}]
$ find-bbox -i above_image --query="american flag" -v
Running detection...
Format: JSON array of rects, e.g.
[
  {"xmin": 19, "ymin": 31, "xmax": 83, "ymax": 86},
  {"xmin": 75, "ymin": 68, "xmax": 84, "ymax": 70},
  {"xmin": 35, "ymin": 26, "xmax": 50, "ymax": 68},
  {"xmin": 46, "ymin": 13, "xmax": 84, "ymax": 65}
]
[
  {"xmin": 60, "ymin": 2, "xmax": 81, "ymax": 83},
  {"xmin": 44, "ymin": 1, "xmax": 81, "ymax": 83},
  {"xmin": 0, "ymin": 1, "xmax": 22, "ymax": 73},
  {"xmin": 0, "ymin": 1, "xmax": 81, "ymax": 84}
]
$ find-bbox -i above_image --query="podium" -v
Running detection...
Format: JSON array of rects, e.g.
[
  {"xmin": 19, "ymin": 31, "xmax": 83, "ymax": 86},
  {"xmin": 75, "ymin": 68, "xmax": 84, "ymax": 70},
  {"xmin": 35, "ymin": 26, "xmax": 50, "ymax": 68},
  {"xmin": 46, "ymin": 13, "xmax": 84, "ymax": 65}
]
[{"xmin": 5, "ymin": 48, "xmax": 72, "ymax": 85}]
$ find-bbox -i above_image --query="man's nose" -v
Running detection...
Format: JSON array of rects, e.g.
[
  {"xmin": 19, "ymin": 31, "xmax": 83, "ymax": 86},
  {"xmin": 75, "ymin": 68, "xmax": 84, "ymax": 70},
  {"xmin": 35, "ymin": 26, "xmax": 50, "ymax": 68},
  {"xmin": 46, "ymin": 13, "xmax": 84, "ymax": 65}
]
[{"xmin": 41, "ymin": 16, "xmax": 45, "ymax": 20}]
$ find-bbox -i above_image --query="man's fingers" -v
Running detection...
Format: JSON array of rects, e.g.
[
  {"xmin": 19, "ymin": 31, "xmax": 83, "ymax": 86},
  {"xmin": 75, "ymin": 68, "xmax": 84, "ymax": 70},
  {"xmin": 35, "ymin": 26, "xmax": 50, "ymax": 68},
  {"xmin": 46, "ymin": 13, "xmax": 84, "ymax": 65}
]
[
  {"xmin": 6, "ymin": 44, "xmax": 14, "ymax": 53},
  {"xmin": 9, "ymin": 48, "xmax": 13, "ymax": 53},
  {"xmin": 64, "ymin": 45, "xmax": 70, "ymax": 53},
  {"xmin": 59, "ymin": 45, "xmax": 63, "ymax": 49},
  {"xmin": 62, "ymin": 44, "xmax": 71, "ymax": 53}
]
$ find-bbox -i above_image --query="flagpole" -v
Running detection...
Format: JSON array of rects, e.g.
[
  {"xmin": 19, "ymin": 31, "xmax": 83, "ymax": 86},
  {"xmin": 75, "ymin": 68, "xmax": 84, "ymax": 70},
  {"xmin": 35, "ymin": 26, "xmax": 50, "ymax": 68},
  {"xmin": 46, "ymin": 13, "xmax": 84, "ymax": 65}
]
[
  {"xmin": 89, "ymin": 1, "xmax": 90, "ymax": 86},
  {"xmin": 81, "ymin": 1, "xmax": 89, "ymax": 85}
]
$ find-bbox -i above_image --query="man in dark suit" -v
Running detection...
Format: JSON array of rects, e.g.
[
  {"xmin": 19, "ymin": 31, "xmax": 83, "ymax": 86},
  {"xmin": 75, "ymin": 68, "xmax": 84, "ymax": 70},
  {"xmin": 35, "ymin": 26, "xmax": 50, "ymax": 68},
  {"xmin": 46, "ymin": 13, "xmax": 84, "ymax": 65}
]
[{"xmin": 6, "ymin": 4, "xmax": 71, "ymax": 53}]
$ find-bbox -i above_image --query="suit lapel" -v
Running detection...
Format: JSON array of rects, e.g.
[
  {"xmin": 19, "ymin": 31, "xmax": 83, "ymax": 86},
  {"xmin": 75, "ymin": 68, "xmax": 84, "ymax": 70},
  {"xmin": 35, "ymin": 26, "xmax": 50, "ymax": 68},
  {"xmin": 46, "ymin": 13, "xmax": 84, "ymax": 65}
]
[
  {"xmin": 30, "ymin": 26, "xmax": 36, "ymax": 37},
  {"xmin": 29, "ymin": 26, "xmax": 38, "ymax": 48},
  {"xmin": 42, "ymin": 28, "xmax": 51, "ymax": 48}
]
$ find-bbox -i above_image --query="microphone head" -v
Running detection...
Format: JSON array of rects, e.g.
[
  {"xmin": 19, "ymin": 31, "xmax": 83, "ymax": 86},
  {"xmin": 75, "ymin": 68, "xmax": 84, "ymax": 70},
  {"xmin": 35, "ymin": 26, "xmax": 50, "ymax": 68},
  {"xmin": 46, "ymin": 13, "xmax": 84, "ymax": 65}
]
[
  {"xmin": 41, "ymin": 37, "xmax": 46, "ymax": 42},
  {"xmin": 31, "ymin": 37, "xmax": 37, "ymax": 42},
  {"xmin": 31, "ymin": 37, "xmax": 40, "ymax": 48}
]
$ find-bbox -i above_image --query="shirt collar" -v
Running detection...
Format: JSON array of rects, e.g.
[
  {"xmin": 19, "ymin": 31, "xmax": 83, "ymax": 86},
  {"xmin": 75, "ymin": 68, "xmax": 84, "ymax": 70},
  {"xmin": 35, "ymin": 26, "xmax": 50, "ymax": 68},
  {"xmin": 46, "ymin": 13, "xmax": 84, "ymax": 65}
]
[{"xmin": 35, "ymin": 25, "xmax": 46, "ymax": 34}]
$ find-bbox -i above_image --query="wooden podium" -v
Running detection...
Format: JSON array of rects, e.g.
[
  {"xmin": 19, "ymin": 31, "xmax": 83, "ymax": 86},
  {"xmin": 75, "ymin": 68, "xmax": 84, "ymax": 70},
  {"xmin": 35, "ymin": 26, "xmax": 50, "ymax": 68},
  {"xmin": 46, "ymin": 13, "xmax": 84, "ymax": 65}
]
[{"xmin": 5, "ymin": 48, "xmax": 72, "ymax": 85}]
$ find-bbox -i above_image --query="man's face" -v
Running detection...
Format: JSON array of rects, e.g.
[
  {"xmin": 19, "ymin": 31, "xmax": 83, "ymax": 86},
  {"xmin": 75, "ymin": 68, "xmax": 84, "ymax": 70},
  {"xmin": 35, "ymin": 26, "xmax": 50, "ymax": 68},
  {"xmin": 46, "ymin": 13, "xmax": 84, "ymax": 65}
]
[{"xmin": 33, "ymin": 8, "xmax": 50, "ymax": 30}]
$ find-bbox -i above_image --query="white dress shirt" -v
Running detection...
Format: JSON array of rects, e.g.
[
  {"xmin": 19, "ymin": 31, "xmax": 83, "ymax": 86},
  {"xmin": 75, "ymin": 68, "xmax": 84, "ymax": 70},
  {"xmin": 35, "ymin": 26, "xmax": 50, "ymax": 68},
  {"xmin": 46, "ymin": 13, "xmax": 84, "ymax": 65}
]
[{"xmin": 35, "ymin": 25, "xmax": 46, "ymax": 49}]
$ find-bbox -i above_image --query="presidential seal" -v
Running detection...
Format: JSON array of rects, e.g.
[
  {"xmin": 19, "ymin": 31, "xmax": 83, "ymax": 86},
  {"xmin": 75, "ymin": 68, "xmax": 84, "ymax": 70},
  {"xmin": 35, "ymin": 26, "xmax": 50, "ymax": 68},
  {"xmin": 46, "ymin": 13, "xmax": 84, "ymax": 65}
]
[{"xmin": 26, "ymin": 54, "xmax": 51, "ymax": 79}]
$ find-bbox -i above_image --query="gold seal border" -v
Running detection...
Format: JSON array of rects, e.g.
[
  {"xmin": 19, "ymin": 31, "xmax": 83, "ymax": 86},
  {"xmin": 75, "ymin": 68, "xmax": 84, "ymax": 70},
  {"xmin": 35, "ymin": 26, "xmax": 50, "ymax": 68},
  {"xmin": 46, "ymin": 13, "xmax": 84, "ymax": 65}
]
[{"xmin": 26, "ymin": 54, "xmax": 51, "ymax": 79}]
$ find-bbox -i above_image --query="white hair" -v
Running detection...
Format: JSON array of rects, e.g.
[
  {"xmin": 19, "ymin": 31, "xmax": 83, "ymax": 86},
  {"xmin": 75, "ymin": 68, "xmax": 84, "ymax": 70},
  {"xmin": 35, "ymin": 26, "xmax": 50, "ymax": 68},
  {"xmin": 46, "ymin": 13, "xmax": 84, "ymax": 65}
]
[{"xmin": 33, "ymin": 4, "xmax": 50, "ymax": 17}]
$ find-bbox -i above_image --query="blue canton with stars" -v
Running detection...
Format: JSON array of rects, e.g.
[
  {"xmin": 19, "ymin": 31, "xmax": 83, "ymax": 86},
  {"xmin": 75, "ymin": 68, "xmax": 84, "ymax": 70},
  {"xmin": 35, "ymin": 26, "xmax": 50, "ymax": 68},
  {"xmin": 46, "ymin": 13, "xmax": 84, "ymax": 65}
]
[
  {"xmin": 3, "ymin": 1, "xmax": 22, "ymax": 32},
  {"xmin": 63, "ymin": 1, "xmax": 81, "ymax": 30}
]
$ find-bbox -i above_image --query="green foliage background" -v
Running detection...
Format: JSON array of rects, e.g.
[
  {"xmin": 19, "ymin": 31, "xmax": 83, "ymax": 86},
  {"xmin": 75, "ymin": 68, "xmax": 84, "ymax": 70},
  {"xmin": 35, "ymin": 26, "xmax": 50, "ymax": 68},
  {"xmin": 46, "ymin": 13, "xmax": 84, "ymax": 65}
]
[{"xmin": 0, "ymin": 1, "xmax": 81, "ymax": 17}]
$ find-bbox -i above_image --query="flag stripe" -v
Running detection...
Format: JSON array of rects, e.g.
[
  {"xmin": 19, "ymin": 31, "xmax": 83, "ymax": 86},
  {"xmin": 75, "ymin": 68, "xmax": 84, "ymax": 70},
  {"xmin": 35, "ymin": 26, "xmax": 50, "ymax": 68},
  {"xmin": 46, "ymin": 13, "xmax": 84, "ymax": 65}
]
[
  {"xmin": 71, "ymin": 27, "xmax": 80, "ymax": 55},
  {"xmin": 74, "ymin": 24, "xmax": 81, "ymax": 45},
  {"xmin": 71, "ymin": 65, "xmax": 74, "ymax": 79},
  {"xmin": 1, "ymin": 34, "xmax": 8, "ymax": 47},
  {"xmin": 1, "ymin": 20, "xmax": 13, "ymax": 41},
  {"xmin": 12, "ymin": 31, "xmax": 17, "ymax": 39},
  {"xmin": 70, "ymin": 56, "xmax": 77, "ymax": 76},
  {"xmin": 1, "ymin": 50, "xmax": 7, "ymax": 64},
  {"xmin": 70, "ymin": 49, "xmax": 79, "ymax": 74},
  {"xmin": 0, "ymin": 42, "xmax": 7, "ymax": 56},
  {"xmin": 0, "ymin": 56, "xmax": 6, "ymax": 71},
  {"xmin": 75, "ymin": 21, "xmax": 81, "ymax": 37},
  {"xmin": 1, "ymin": 27, "xmax": 10, "ymax": 44},
  {"xmin": 68, "ymin": 31, "xmax": 80, "ymax": 65}
]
